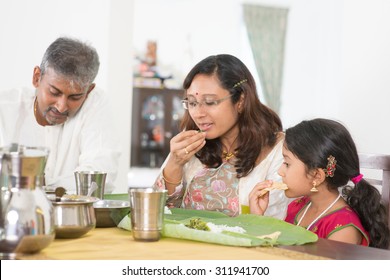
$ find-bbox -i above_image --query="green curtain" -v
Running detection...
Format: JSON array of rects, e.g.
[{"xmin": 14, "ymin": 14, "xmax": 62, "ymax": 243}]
[{"xmin": 243, "ymin": 4, "xmax": 288, "ymax": 114}]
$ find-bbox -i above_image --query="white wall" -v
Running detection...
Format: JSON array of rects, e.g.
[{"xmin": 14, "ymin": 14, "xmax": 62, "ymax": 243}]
[
  {"xmin": 341, "ymin": 0, "xmax": 390, "ymax": 154},
  {"xmin": 132, "ymin": 0, "xmax": 257, "ymax": 89},
  {"xmin": 0, "ymin": 0, "xmax": 133, "ymax": 193},
  {"xmin": 133, "ymin": 0, "xmax": 390, "ymax": 155}
]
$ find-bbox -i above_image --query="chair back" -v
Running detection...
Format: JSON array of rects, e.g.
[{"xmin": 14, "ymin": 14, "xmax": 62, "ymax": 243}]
[{"xmin": 358, "ymin": 153, "xmax": 390, "ymax": 230}]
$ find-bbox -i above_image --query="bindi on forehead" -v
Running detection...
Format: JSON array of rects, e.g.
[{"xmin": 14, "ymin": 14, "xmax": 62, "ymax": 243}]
[{"xmin": 186, "ymin": 92, "xmax": 219, "ymax": 101}]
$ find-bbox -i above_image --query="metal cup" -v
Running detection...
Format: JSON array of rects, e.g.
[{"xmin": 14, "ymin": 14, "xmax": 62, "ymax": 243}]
[
  {"xmin": 128, "ymin": 188, "xmax": 167, "ymax": 241},
  {"xmin": 74, "ymin": 171, "xmax": 107, "ymax": 199}
]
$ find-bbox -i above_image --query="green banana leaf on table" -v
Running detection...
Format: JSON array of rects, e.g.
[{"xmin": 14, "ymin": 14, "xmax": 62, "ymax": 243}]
[{"xmin": 118, "ymin": 207, "xmax": 318, "ymax": 247}]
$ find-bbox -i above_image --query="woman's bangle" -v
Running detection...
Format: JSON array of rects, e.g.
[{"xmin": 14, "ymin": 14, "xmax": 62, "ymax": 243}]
[{"xmin": 162, "ymin": 169, "xmax": 182, "ymax": 185}]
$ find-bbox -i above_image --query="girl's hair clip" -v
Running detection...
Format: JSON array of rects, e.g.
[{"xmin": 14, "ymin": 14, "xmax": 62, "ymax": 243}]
[{"xmin": 324, "ymin": 155, "xmax": 337, "ymax": 177}]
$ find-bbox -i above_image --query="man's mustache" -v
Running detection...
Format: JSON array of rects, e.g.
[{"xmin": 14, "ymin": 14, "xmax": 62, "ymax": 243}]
[{"xmin": 46, "ymin": 107, "xmax": 69, "ymax": 116}]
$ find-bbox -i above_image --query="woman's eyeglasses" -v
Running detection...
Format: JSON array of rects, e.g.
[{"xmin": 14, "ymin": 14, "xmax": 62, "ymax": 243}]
[{"xmin": 181, "ymin": 95, "xmax": 232, "ymax": 110}]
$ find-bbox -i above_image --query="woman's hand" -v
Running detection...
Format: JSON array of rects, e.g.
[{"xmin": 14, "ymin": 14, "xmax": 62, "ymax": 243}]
[
  {"xmin": 162, "ymin": 130, "xmax": 206, "ymax": 194},
  {"xmin": 249, "ymin": 180, "xmax": 273, "ymax": 215},
  {"xmin": 168, "ymin": 130, "xmax": 206, "ymax": 166}
]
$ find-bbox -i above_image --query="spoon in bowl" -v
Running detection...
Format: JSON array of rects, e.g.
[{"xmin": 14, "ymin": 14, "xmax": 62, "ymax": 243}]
[{"xmin": 54, "ymin": 187, "xmax": 66, "ymax": 202}]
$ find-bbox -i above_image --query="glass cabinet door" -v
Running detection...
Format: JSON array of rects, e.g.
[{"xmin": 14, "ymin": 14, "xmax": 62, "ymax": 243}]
[
  {"xmin": 168, "ymin": 94, "xmax": 184, "ymax": 139},
  {"xmin": 140, "ymin": 95, "xmax": 164, "ymax": 167},
  {"xmin": 131, "ymin": 87, "xmax": 184, "ymax": 168}
]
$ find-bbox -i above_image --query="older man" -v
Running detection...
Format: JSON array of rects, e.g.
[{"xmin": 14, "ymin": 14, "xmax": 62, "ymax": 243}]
[{"xmin": 0, "ymin": 37, "xmax": 121, "ymax": 193}]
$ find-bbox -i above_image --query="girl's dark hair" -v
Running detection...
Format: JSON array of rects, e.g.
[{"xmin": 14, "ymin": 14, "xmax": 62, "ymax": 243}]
[
  {"xmin": 285, "ymin": 118, "xmax": 389, "ymax": 249},
  {"xmin": 180, "ymin": 54, "xmax": 282, "ymax": 177}
]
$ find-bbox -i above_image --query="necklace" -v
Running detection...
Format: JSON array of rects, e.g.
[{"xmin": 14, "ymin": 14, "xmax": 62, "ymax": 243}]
[
  {"xmin": 222, "ymin": 151, "xmax": 236, "ymax": 161},
  {"xmin": 297, "ymin": 194, "xmax": 341, "ymax": 230},
  {"xmin": 222, "ymin": 136, "xmax": 238, "ymax": 161}
]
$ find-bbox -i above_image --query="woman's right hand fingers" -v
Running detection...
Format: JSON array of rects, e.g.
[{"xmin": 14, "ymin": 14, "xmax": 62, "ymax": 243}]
[{"xmin": 170, "ymin": 130, "xmax": 206, "ymax": 164}]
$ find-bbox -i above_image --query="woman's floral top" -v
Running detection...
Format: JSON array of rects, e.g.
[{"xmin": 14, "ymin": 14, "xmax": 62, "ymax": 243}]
[{"xmin": 182, "ymin": 161, "xmax": 239, "ymax": 216}]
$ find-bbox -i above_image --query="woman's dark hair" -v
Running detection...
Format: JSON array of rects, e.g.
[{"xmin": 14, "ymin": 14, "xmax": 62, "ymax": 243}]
[
  {"xmin": 285, "ymin": 118, "xmax": 389, "ymax": 249},
  {"xmin": 180, "ymin": 54, "xmax": 282, "ymax": 177}
]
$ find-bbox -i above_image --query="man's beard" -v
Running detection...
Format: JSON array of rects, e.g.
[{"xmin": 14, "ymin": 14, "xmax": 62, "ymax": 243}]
[{"xmin": 43, "ymin": 107, "xmax": 69, "ymax": 125}]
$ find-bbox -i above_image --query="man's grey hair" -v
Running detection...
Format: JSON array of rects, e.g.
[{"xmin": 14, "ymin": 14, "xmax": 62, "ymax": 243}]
[{"xmin": 40, "ymin": 37, "xmax": 100, "ymax": 89}]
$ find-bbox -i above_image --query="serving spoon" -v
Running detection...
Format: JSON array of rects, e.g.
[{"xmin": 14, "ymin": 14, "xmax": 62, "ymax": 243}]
[{"xmin": 54, "ymin": 187, "xmax": 66, "ymax": 202}]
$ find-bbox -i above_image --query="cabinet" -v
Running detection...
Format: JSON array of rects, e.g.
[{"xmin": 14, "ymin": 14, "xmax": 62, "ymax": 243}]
[{"xmin": 130, "ymin": 87, "xmax": 185, "ymax": 167}]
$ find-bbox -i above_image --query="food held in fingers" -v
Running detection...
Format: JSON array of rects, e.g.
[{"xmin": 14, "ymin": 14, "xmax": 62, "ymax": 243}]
[{"xmin": 258, "ymin": 182, "xmax": 288, "ymax": 197}]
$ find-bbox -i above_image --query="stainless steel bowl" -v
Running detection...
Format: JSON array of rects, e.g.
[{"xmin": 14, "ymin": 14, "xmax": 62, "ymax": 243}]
[
  {"xmin": 93, "ymin": 200, "xmax": 130, "ymax": 227},
  {"xmin": 51, "ymin": 195, "xmax": 99, "ymax": 238}
]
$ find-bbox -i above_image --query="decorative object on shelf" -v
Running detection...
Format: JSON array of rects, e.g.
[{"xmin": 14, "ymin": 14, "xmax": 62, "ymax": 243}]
[{"xmin": 134, "ymin": 40, "xmax": 173, "ymax": 89}]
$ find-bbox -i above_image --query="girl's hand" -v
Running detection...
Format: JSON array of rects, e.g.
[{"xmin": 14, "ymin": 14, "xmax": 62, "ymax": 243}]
[
  {"xmin": 168, "ymin": 130, "xmax": 206, "ymax": 166},
  {"xmin": 249, "ymin": 180, "xmax": 273, "ymax": 215}
]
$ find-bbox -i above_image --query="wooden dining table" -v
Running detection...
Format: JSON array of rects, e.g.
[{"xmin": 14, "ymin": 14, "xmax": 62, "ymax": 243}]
[{"xmin": 18, "ymin": 227, "xmax": 390, "ymax": 260}]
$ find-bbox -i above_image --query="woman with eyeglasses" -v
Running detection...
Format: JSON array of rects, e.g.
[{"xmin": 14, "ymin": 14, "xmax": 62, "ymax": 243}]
[{"xmin": 153, "ymin": 54, "xmax": 290, "ymax": 218}]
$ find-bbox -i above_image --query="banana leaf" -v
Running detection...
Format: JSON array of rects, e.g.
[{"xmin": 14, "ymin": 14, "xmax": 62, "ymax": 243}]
[
  {"xmin": 104, "ymin": 193, "xmax": 129, "ymax": 201},
  {"xmin": 163, "ymin": 208, "xmax": 317, "ymax": 246},
  {"xmin": 118, "ymin": 208, "xmax": 318, "ymax": 247}
]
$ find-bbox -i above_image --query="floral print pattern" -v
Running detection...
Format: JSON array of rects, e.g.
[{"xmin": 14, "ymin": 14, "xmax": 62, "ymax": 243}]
[{"xmin": 182, "ymin": 161, "xmax": 239, "ymax": 217}]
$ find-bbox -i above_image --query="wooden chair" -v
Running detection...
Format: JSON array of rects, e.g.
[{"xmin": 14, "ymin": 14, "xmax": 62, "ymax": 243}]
[{"xmin": 358, "ymin": 153, "xmax": 390, "ymax": 231}]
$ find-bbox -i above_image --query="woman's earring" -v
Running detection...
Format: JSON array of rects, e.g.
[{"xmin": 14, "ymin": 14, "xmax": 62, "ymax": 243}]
[{"xmin": 310, "ymin": 181, "xmax": 318, "ymax": 192}]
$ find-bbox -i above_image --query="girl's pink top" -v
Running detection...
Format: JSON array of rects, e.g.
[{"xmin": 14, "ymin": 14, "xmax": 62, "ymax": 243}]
[{"xmin": 285, "ymin": 196, "xmax": 369, "ymax": 246}]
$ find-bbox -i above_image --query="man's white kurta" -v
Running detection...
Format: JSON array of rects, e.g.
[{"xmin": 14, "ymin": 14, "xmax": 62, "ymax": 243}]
[{"xmin": 0, "ymin": 87, "xmax": 121, "ymax": 193}]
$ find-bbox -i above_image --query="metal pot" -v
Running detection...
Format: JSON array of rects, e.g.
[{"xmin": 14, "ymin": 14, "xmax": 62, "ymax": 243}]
[
  {"xmin": 1, "ymin": 145, "xmax": 54, "ymax": 259},
  {"xmin": 51, "ymin": 195, "xmax": 99, "ymax": 239}
]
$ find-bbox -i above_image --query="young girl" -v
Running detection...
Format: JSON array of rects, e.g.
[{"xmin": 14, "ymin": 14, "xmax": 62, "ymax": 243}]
[{"xmin": 249, "ymin": 118, "xmax": 390, "ymax": 249}]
